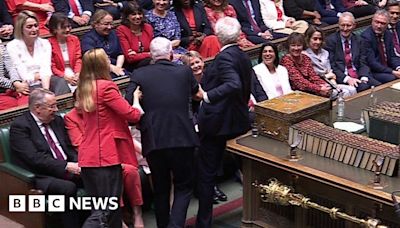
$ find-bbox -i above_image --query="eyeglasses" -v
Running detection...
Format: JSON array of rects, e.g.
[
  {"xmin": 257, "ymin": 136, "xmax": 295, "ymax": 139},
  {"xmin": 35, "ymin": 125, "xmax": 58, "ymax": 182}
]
[{"xmin": 41, "ymin": 103, "xmax": 58, "ymax": 110}]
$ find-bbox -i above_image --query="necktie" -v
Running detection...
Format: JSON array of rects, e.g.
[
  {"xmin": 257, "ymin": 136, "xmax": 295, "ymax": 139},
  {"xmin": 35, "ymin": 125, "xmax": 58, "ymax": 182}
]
[
  {"xmin": 344, "ymin": 39, "xmax": 358, "ymax": 78},
  {"xmin": 69, "ymin": 0, "xmax": 80, "ymax": 17},
  {"xmin": 391, "ymin": 28, "xmax": 400, "ymax": 55},
  {"xmin": 43, "ymin": 124, "xmax": 66, "ymax": 160},
  {"xmin": 325, "ymin": 0, "xmax": 332, "ymax": 10},
  {"xmin": 273, "ymin": 1, "xmax": 283, "ymax": 21},
  {"xmin": 377, "ymin": 35, "xmax": 387, "ymax": 66},
  {"xmin": 243, "ymin": 0, "xmax": 261, "ymax": 33}
]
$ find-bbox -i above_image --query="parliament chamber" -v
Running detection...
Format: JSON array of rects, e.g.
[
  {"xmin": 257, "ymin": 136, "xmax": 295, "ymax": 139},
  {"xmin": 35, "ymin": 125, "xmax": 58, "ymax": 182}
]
[{"xmin": 1, "ymin": 13, "xmax": 398, "ymax": 228}]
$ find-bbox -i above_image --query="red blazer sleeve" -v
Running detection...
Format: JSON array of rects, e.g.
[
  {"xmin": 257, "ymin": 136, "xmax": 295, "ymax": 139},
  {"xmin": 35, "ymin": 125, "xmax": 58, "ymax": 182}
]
[
  {"xmin": 70, "ymin": 35, "xmax": 82, "ymax": 74},
  {"xmin": 101, "ymin": 80, "xmax": 142, "ymax": 123},
  {"xmin": 281, "ymin": 54, "xmax": 322, "ymax": 94},
  {"xmin": 49, "ymin": 37, "xmax": 66, "ymax": 77},
  {"xmin": 64, "ymin": 108, "xmax": 83, "ymax": 148}
]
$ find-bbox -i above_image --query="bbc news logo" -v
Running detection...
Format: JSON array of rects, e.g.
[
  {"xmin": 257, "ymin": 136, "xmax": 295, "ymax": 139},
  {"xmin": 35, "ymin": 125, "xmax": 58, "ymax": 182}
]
[{"xmin": 9, "ymin": 195, "xmax": 119, "ymax": 212}]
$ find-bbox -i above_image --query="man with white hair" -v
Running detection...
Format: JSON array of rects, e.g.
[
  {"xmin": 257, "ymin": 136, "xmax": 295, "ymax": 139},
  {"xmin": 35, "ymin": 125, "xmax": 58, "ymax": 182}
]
[
  {"xmin": 125, "ymin": 37, "xmax": 200, "ymax": 228},
  {"xmin": 196, "ymin": 17, "xmax": 252, "ymax": 228}
]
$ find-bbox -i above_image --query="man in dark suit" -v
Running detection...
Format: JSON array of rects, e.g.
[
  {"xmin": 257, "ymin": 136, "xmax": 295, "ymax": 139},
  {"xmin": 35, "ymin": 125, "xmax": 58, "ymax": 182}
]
[
  {"xmin": 361, "ymin": 9, "xmax": 400, "ymax": 83},
  {"xmin": 229, "ymin": 0, "xmax": 286, "ymax": 44},
  {"xmin": 326, "ymin": 12, "xmax": 381, "ymax": 92},
  {"xmin": 52, "ymin": 0, "xmax": 93, "ymax": 28},
  {"xmin": 315, "ymin": 0, "xmax": 345, "ymax": 24},
  {"xmin": 125, "ymin": 37, "xmax": 200, "ymax": 228},
  {"xmin": 387, "ymin": 2, "xmax": 400, "ymax": 57},
  {"xmin": 10, "ymin": 88, "xmax": 80, "ymax": 228},
  {"xmin": 195, "ymin": 17, "xmax": 251, "ymax": 228},
  {"xmin": 0, "ymin": 0, "xmax": 13, "ymax": 41}
]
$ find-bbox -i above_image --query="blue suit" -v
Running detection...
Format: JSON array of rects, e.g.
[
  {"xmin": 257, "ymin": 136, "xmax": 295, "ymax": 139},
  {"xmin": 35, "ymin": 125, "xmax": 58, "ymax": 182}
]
[
  {"xmin": 315, "ymin": 0, "xmax": 345, "ymax": 24},
  {"xmin": 196, "ymin": 44, "xmax": 251, "ymax": 228},
  {"xmin": 361, "ymin": 26, "xmax": 400, "ymax": 83},
  {"xmin": 325, "ymin": 32, "xmax": 381, "ymax": 92},
  {"xmin": 229, "ymin": 0, "xmax": 286, "ymax": 44}
]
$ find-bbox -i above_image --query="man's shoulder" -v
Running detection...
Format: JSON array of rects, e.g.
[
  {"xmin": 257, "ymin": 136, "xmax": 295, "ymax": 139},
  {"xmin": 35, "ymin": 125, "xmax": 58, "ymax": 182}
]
[{"xmin": 11, "ymin": 112, "xmax": 32, "ymax": 129}]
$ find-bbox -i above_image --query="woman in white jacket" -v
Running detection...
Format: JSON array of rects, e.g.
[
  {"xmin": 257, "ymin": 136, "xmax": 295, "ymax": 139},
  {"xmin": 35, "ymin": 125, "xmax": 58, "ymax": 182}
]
[
  {"xmin": 253, "ymin": 43, "xmax": 293, "ymax": 99},
  {"xmin": 259, "ymin": 0, "xmax": 308, "ymax": 34}
]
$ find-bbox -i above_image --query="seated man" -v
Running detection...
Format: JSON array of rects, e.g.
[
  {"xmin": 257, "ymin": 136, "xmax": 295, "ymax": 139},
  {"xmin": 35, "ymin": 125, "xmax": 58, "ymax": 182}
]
[
  {"xmin": 52, "ymin": 0, "xmax": 93, "ymax": 28},
  {"xmin": 386, "ymin": 2, "xmax": 400, "ymax": 57},
  {"xmin": 10, "ymin": 88, "xmax": 81, "ymax": 228},
  {"xmin": 229, "ymin": 0, "xmax": 287, "ymax": 44},
  {"xmin": 315, "ymin": 0, "xmax": 346, "ymax": 25},
  {"xmin": 361, "ymin": 9, "xmax": 400, "ymax": 83},
  {"xmin": 341, "ymin": 0, "xmax": 376, "ymax": 18},
  {"xmin": 326, "ymin": 12, "xmax": 381, "ymax": 92}
]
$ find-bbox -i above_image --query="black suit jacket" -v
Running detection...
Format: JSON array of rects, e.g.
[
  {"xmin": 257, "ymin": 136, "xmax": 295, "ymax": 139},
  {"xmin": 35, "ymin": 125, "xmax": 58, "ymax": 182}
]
[
  {"xmin": 228, "ymin": 0, "xmax": 268, "ymax": 36},
  {"xmin": 198, "ymin": 45, "xmax": 251, "ymax": 138},
  {"xmin": 283, "ymin": 0, "xmax": 315, "ymax": 20},
  {"xmin": 0, "ymin": 0, "xmax": 12, "ymax": 27},
  {"xmin": 52, "ymin": 0, "xmax": 94, "ymax": 17},
  {"xmin": 125, "ymin": 60, "xmax": 200, "ymax": 156},
  {"xmin": 173, "ymin": 2, "xmax": 213, "ymax": 48},
  {"xmin": 325, "ymin": 32, "xmax": 370, "ymax": 84},
  {"xmin": 10, "ymin": 112, "xmax": 77, "ymax": 186},
  {"xmin": 361, "ymin": 26, "xmax": 400, "ymax": 74}
]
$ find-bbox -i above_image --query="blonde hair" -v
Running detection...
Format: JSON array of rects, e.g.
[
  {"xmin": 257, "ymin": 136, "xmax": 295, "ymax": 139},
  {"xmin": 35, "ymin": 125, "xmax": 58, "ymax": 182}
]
[
  {"xmin": 91, "ymin": 9, "xmax": 112, "ymax": 27},
  {"xmin": 77, "ymin": 48, "xmax": 111, "ymax": 112},
  {"xmin": 14, "ymin": 10, "xmax": 39, "ymax": 40},
  {"xmin": 181, "ymin": 50, "xmax": 203, "ymax": 65}
]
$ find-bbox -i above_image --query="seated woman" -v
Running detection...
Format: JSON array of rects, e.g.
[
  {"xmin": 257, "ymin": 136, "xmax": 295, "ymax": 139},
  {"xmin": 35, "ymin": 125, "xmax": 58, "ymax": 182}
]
[
  {"xmin": 7, "ymin": 11, "xmax": 54, "ymax": 96},
  {"xmin": 0, "ymin": 44, "xmax": 28, "ymax": 110},
  {"xmin": 341, "ymin": 0, "xmax": 376, "ymax": 18},
  {"xmin": 172, "ymin": 0, "xmax": 220, "ymax": 58},
  {"xmin": 116, "ymin": 2, "xmax": 153, "ymax": 71},
  {"xmin": 281, "ymin": 32, "xmax": 332, "ymax": 97},
  {"xmin": 303, "ymin": 26, "xmax": 357, "ymax": 97},
  {"xmin": 145, "ymin": 0, "xmax": 187, "ymax": 61},
  {"xmin": 259, "ymin": 0, "xmax": 308, "ymax": 34},
  {"xmin": 64, "ymin": 91, "xmax": 145, "ymax": 228},
  {"xmin": 203, "ymin": 0, "xmax": 254, "ymax": 48},
  {"xmin": 283, "ymin": 0, "xmax": 323, "ymax": 25},
  {"xmin": 5, "ymin": 0, "xmax": 54, "ymax": 35},
  {"xmin": 81, "ymin": 9, "xmax": 126, "ymax": 79},
  {"xmin": 0, "ymin": 0, "xmax": 14, "ymax": 41},
  {"xmin": 48, "ymin": 13, "xmax": 81, "ymax": 94},
  {"xmin": 253, "ymin": 43, "xmax": 293, "ymax": 99}
]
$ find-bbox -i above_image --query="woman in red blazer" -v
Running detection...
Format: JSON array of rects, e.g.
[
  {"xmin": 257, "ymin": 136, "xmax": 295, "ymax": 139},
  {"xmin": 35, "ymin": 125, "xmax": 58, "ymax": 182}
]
[
  {"xmin": 64, "ymin": 93, "xmax": 145, "ymax": 228},
  {"xmin": 76, "ymin": 48, "xmax": 143, "ymax": 228},
  {"xmin": 116, "ymin": 2, "xmax": 153, "ymax": 71},
  {"xmin": 48, "ymin": 13, "xmax": 82, "ymax": 93}
]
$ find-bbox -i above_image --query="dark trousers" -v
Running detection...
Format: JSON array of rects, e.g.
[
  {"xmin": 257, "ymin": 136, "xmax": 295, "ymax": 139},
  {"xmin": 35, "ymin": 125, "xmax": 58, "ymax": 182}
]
[
  {"xmin": 356, "ymin": 77, "xmax": 382, "ymax": 92},
  {"xmin": 372, "ymin": 72, "xmax": 397, "ymax": 84},
  {"xmin": 147, "ymin": 147, "xmax": 195, "ymax": 228},
  {"xmin": 321, "ymin": 16, "xmax": 339, "ymax": 25},
  {"xmin": 348, "ymin": 5, "xmax": 376, "ymax": 18},
  {"xmin": 196, "ymin": 135, "xmax": 227, "ymax": 228},
  {"xmin": 81, "ymin": 165, "xmax": 123, "ymax": 228},
  {"xmin": 36, "ymin": 175, "xmax": 81, "ymax": 228},
  {"xmin": 246, "ymin": 32, "xmax": 287, "ymax": 44}
]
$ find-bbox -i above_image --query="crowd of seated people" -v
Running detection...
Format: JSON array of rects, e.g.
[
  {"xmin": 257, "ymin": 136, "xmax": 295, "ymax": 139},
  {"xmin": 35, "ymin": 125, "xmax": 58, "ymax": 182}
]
[{"xmin": 0, "ymin": 1, "xmax": 399, "ymax": 105}]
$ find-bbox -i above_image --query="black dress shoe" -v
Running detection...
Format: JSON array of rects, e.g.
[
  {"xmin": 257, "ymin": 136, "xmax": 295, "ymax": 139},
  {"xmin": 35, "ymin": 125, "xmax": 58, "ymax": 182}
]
[
  {"xmin": 214, "ymin": 185, "xmax": 228, "ymax": 201},
  {"xmin": 213, "ymin": 193, "xmax": 219, "ymax": 204}
]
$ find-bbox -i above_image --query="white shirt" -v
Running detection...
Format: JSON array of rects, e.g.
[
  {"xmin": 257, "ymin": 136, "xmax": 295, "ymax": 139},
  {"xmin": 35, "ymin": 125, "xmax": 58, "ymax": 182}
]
[
  {"xmin": 30, "ymin": 112, "xmax": 67, "ymax": 160},
  {"xmin": 253, "ymin": 63, "xmax": 293, "ymax": 99},
  {"xmin": 7, "ymin": 38, "xmax": 52, "ymax": 86}
]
